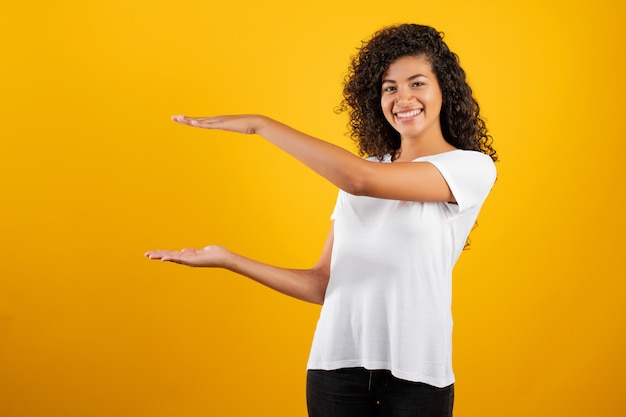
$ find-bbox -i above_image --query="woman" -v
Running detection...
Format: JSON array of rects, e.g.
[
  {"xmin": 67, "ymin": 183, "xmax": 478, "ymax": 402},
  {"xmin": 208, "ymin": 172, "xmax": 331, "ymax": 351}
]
[{"xmin": 146, "ymin": 23, "xmax": 497, "ymax": 417}]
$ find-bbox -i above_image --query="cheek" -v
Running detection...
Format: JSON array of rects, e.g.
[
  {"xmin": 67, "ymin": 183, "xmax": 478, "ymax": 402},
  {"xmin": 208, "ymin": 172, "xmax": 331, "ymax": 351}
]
[
  {"xmin": 431, "ymin": 89, "xmax": 444, "ymax": 108},
  {"xmin": 423, "ymin": 92, "xmax": 443, "ymax": 116},
  {"xmin": 380, "ymin": 101, "xmax": 394, "ymax": 123},
  {"xmin": 380, "ymin": 96, "xmax": 393, "ymax": 114}
]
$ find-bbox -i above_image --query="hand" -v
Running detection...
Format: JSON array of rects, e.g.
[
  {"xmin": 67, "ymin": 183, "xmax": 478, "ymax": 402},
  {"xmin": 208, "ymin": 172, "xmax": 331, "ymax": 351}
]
[
  {"xmin": 171, "ymin": 114, "xmax": 266, "ymax": 135},
  {"xmin": 144, "ymin": 245, "xmax": 230, "ymax": 267}
]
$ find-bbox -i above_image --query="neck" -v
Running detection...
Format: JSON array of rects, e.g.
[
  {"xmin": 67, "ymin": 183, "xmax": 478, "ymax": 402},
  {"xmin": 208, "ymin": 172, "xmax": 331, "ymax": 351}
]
[{"xmin": 393, "ymin": 134, "xmax": 456, "ymax": 162}]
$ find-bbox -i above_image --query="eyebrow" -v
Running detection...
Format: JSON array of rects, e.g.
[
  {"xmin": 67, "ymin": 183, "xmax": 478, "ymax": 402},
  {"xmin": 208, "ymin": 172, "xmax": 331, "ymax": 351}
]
[{"xmin": 381, "ymin": 73, "xmax": 428, "ymax": 84}]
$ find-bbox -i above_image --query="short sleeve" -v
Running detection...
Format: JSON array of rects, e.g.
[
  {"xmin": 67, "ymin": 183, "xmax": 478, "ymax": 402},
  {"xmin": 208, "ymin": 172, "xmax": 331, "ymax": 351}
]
[
  {"xmin": 330, "ymin": 189, "xmax": 346, "ymax": 221},
  {"xmin": 425, "ymin": 150, "xmax": 497, "ymax": 214}
]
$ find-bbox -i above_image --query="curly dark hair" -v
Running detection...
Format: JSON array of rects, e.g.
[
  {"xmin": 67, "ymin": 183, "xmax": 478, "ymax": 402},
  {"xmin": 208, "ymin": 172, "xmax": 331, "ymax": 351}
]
[{"xmin": 339, "ymin": 24, "xmax": 498, "ymax": 162}]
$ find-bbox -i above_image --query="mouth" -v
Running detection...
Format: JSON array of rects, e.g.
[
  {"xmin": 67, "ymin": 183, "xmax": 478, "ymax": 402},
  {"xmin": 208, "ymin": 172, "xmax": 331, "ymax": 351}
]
[{"xmin": 394, "ymin": 108, "xmax": 423, "ymax": 121}]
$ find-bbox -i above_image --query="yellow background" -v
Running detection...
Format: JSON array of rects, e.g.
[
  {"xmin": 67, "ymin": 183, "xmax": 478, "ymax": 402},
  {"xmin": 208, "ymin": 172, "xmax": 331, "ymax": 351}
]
[{"xmin": 1, "ymin": 0, "xmax": 624, "ymax": 415}]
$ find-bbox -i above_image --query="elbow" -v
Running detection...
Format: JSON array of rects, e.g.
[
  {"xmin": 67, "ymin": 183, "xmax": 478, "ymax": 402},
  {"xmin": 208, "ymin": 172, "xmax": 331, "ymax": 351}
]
[
  {"xmin": 344, "ymin": 177, "xmax": 376, "ymax": 197},
  {"xmin": 310, "ymin": 294, "xmax": 325, "ymax": 306},
  {"xmin": 329, "ymin": 157, "xmax": 375, "ymax": 196},
  {"xmin": 311, "ymin": 277, "xmax": 329, "ymax": 305},
  {"xmin": 341, "ymin": 168, "xmax": 371, "ymax": 196},
  {"xmin": 308, "ymin": 268, "xmax": 329, "ymax": 305},
  {"xmin": 305, "ymin": 284, "xmax": 327, "ymax": 305},
  {"xmin": 343, "ymin": 179, "xmax": 364, "ymax": 196}
]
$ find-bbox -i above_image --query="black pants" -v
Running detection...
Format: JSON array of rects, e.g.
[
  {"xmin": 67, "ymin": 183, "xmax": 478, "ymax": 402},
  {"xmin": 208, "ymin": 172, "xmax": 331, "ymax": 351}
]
[{"xmin": 306, "ymin": 368, "xmax": 454, "ymax": 417}]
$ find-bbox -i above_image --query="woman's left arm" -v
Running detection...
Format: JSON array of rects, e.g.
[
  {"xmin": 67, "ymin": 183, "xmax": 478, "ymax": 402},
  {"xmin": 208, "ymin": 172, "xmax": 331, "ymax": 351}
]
[{"xmin": 172, "ymin": 114, "xmax": 453, "ymax": 203}]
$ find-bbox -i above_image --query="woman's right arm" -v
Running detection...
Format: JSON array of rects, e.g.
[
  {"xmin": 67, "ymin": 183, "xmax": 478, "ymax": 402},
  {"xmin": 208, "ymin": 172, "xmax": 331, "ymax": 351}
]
[{"xmin": 145, "ymin": 225, "xmax": 334, "ymax": 305}]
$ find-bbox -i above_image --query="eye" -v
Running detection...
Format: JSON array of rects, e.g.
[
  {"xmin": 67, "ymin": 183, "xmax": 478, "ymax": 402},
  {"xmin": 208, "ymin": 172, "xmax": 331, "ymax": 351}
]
[
  {"xmin": 382, "ymin": 85, "xmax": 397, "ymax": 93},
  {"xmin": 412, "ymin": 81, "xmax": 425, "ymax": 87}
]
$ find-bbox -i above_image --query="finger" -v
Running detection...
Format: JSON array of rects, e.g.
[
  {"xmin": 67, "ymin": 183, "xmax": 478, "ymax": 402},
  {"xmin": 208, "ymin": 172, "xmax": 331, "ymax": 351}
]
[
  {"xmin": 171, "ymin": 115, "xmax": 197, "ymax": 126},
  {"xmin": 172, "ymin": 115, "xmax": 219, "ymax": 126},
  {"xmin": 172, "ymin": 114, "xmax": 204, "ymax": 123},
  {"xmin": 172, "ymin": 116, "xmax": 223, "ymax": 129},
  {"xmin": 189, "ymin": 117, "xmax": 223, "ymax": 128},
  {"xmin": 161, "ymin": 253, "xmax": 194, "ymax": 265},
  {"xmin": 145, "ymin": 250, "xmax": 176, "ymax": 259}
]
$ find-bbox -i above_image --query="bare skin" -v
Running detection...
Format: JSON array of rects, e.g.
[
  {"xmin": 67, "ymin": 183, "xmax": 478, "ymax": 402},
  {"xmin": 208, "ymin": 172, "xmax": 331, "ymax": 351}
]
[
  {"xmin": 168, "ymin": 113, "xmax": 454, "ymax": 202},
  {"xmin": 146, "ymin": 56, "xmax": 455, "ymax": 305},
  {"xmin": 146, "ymin": 225, "xmax": 334, "ymax": 305}
]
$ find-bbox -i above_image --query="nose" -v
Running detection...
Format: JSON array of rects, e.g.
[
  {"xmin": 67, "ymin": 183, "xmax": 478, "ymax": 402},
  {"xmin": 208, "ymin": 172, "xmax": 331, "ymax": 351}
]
[{"xmin": 395, "ymin": 87, "xmax": 415, "ymax": 106}]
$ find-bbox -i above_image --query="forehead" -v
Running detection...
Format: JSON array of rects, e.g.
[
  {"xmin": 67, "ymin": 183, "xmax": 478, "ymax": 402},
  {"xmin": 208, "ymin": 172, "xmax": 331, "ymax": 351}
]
[{"xmin": 382, "ymin": 55, "xmax": 434, "ymax": 78}]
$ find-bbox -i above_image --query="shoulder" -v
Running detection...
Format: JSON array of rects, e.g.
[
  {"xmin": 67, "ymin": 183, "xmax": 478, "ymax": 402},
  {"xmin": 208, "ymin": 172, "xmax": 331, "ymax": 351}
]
[
  {"xmin": 420, "ymin": 149, "xmax": 493, "ymax": 163},
  {"xmin": 421, "ymin": 150, "xmax": 497, "ymax": 209},
  {"xmin": 422, "ymin": 150, "xmax": 496, "ymax": 176}
]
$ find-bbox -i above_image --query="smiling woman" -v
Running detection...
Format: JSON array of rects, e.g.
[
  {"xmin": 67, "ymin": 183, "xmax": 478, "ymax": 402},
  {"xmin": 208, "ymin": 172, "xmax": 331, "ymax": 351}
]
[
  {"xmin": 146, "ymin": 23, "xmax": 497, "ymax": 417},
  {"xmin": 2, "ymin": 0, "xmax": 624, "ymax": 415},
  {"xmin": 380, "ymin": 56, "xmax": 448, "ymax": 158},
  {"xmin": 340, "ymin": 24, "xmax": 497, "ymax": 164}
]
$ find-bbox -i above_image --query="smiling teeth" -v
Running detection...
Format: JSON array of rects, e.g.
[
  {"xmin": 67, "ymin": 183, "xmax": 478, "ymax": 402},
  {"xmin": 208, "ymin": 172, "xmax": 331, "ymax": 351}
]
[{"xmin": 396, "ymin": 109, "xmax": 422, "ymax": 118}]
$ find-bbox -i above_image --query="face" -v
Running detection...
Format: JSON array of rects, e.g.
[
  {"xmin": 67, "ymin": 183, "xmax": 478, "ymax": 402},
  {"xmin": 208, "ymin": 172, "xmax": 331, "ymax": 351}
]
[{"xmin": 380, "ymin": 55, "xmax": 443, "ymax": 141}]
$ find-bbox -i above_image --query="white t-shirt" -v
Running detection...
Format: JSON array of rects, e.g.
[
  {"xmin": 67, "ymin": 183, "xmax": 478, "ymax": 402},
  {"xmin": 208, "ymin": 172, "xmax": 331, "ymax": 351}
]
[{"xmin": 306, "ymin": 149, "xmax": 497, "ymax": 388}]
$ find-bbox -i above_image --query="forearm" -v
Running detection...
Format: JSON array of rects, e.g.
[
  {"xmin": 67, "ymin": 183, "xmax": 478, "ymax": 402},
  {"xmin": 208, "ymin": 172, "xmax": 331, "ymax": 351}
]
[
  {"xmin": 222, "ymin": 250, "xmax": 328, "ymax": 305},
  {"xmin": 174, "ymin": 114, "xmax": 369, "ymax": 194},
  {"xmin": 256, "ymin": 117, "xmax": 366, "ymax": 195}
]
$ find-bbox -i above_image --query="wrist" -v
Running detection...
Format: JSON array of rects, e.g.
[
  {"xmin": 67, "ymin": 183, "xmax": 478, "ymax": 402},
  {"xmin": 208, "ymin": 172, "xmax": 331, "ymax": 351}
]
[
  {"xmin": 253, "ymin": 115, "xmax": 276, "ymax": 136},
  {"xmin": 219, "ymin": 247, "xmax": 239, "ymax": 270}
]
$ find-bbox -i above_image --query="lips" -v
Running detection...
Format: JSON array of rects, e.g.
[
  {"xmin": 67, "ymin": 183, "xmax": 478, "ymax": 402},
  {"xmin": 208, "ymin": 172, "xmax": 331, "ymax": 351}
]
[{"xmin": 394, "ymin": 108, "xmax": 423, "ymax": 120}]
